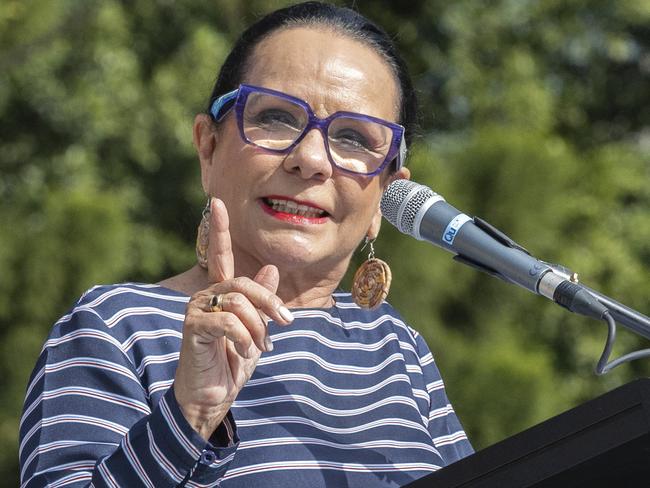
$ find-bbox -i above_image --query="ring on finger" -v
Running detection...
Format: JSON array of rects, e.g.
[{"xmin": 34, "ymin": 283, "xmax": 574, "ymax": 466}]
[{"xmin": 208, "ymin": 293, "xmax": 225, "ymax": 313}]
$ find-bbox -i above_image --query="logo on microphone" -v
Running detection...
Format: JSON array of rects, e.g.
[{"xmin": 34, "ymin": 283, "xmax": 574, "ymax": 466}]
[{"xmin": 443, "ymin": 214, "xmax": 472, "ymax": 246}]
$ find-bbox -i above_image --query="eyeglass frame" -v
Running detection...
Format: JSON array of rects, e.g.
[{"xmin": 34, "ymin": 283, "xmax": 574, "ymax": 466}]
[{"xmin": 208, "ymin": 84, "xmax": 407, "ymax": 177}]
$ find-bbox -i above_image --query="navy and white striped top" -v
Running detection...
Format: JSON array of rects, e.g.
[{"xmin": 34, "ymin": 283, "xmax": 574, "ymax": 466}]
[{"xmin": 20, "ymin": 283, "xmax": 473, "ymax": 487}]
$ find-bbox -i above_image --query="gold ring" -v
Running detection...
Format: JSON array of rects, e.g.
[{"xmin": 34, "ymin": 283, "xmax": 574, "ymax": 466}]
[{"xmin": 208, "ymin": 294, "xmax": 224, "ymax": 312}]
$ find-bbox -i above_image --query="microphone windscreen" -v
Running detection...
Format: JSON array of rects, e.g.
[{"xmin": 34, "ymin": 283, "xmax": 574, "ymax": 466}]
[{"xmin": 381, "ymin": 180, "xmax": 435, "ymax": 235}]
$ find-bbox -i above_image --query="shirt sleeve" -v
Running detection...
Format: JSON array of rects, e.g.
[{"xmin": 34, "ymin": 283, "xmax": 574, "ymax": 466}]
[
  {"xmin": 413, "ymin": 331, "xmax": 474, "ymax": 465},
  {"xmin": 19, "ymin": 303, "xmax": 239, "ymax": 487}
]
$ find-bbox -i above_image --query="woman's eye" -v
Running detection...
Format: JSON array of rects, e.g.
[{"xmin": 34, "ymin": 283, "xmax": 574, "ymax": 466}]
[
  {"xmin": 330, "ymin": 129, "xmax": 372, "ymax": 151},
  {"xmin": 254, "ymin": 109, "xmax": 299, "ymax": 128}
]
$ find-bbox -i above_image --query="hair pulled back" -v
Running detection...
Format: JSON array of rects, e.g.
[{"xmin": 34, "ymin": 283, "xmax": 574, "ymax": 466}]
[{"xmin": 207, "ymin": 1, "xmax": 418, "ymax": 147}]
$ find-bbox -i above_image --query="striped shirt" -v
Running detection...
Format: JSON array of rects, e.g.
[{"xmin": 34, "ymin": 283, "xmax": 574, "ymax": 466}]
[{"xmin": 20, "ymin": 283, "xmax": 473, "ymax": 487}]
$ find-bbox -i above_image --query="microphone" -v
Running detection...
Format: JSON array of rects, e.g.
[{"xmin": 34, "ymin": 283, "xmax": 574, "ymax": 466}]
[{"xmin": 380, "ymin": 179, "xmax": 607, "ymax": 319}]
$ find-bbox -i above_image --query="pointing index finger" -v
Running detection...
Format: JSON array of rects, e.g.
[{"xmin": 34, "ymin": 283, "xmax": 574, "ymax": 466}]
[{"xmin": 208, "ymin": 198, "xmax": 235, "ymax": 283}]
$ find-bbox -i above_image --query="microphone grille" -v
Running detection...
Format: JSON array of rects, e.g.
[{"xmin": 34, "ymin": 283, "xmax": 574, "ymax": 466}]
[{"xmin": 381, "ymin": 179, "xmax": 435, "ymax": 236}]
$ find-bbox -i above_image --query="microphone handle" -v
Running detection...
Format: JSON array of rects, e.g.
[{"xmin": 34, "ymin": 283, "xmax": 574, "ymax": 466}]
[{"xmin": 417, "ymin": 201, "xmax": 554, "ymax": 294}]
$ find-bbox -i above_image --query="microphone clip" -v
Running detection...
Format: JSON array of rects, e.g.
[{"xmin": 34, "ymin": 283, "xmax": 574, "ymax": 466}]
[{"xmin": 472, "ymin": 216, "xmax": 531, "ymax": 255}]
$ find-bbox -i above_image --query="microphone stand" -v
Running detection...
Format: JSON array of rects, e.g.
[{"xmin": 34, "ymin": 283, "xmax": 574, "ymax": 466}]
[
  {"xmin": 455, "ymin": 216, "xmax": 650, "ymax": 374},
  {"xmin": 582, "ymin": 285, "xmax": 650, "ymax": 341}
]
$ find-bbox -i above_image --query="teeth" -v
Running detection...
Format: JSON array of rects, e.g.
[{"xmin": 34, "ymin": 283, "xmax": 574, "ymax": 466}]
[{"xmin": 267, "ymin": 198, "xmax": 325, "ymax": 217}]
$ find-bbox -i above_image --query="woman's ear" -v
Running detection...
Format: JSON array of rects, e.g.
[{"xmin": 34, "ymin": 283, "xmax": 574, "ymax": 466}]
[
  {"xmin": 367, "ymin": 206, "xmax": 382, "ymax": 242},
  {"xmin": 367, "ymin": 167, "xmax": 411, "ymax": 239},
  {"xmin": 386, "ymin": 166, "xmax": 411, "ymax": 188},
  {"xmin": 194, "ymin": 113, "xmax": 217, "ymax": 193}
]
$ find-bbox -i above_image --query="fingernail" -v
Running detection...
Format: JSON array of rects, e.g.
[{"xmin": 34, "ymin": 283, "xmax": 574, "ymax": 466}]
[
  {"xmin": 264, "ymin": 335, "xmax": 274, "ymax": 352},
  {"xmin": 278, "ymin": 306, "xmax": 294, "ymax": 323}
]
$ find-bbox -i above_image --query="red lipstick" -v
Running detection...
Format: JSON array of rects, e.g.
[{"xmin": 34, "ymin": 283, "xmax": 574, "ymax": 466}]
[{"xmin": 259, "ymin": 196, "xmax": 329, "ymax": 225}]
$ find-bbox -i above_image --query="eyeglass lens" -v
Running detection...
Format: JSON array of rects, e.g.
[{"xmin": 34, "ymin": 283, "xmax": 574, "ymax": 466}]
[{"xmin": 242, "ymin": 92, "xmax": 393, "ymax": 174}]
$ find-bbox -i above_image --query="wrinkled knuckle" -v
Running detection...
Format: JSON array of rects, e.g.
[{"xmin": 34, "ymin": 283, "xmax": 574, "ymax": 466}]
[
  {"xmin": 182, "ymin": 320, "xmax": 198, "ymax": 337},
  {"xmin": 189, "ymin": 291, "xmax": 205, "ymax": 303},
  {"xmin": 219, "ymin": 313, "xmax": 238, "ymax": 332},
  {"xmin": 228, "ymin": 293, "xmax": 248, "ymax": 309},
  {"xmin": 239, "ymin": 336, "xmax": 253, "ymax": 349},
  {"xmin": 232, "ymin": 276, "xmax": 251, "ymax": 290},
  {"xmin": 184, "ymin": 307, "xmax": 201, "ymax": 323},
  {"xmin": 266, "ymin": 294, "xmax": 282, "ymax": 310}
]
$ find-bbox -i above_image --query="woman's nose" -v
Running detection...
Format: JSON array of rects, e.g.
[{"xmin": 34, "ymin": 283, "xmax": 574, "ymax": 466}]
[{"xmin": 282, "ymin": 128, "xmax": 333, "ymax": 181}]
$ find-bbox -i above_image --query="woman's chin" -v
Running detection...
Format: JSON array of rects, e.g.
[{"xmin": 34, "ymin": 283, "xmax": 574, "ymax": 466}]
[
  {"xmin": 267, "ymin": 242, "xmax": 322, "ymax": 267},
  {"xmin": 256, "ymin": 233, "xmax": 343, "ymax": 271}
]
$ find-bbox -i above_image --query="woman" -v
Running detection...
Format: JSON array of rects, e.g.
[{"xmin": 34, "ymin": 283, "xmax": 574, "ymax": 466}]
[{"xmin": 20, "ymin": 2, "xmax": 473, "ymax": 486}]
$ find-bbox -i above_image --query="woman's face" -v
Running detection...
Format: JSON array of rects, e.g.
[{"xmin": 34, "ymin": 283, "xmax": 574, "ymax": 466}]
[{"xmin": 197, "ymin": 27, "xmax": 409, "ymax": 278}]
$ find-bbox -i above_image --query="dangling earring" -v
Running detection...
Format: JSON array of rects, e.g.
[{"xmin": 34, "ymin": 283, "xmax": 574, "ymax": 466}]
[
  {"xmin": 196, "ymin": 197, "xmax": 211, "ymax": 269},
  {"xmin": 351, "ymin": 237, "xmax": 392, "ymax": 310}
]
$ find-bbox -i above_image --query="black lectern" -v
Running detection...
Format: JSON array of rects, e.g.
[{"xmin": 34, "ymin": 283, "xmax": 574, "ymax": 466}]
[{"xmin": 407, "ymin": 378, "xmax": 650, "ymax": 487}]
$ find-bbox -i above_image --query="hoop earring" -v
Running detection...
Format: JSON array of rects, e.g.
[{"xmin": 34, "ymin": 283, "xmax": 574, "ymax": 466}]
[
  {"xmin": 196, "ymin": 197, "xmax": 211, "ymax": 269},
  {"xmin": 351, "ymin": 237, "xmax": 392, "ymax": 310}
]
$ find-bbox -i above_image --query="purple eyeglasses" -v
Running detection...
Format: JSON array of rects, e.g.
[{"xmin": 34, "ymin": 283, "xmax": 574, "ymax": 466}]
[{"xmin": 209, "ymin": 84, "xmax": 407, "ymax": 176}]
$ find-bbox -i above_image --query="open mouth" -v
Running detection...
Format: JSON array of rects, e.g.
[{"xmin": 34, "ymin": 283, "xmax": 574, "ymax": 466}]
[{"xmin": 260, "ymin": 196, "xmax": 329, "ymax": 223}]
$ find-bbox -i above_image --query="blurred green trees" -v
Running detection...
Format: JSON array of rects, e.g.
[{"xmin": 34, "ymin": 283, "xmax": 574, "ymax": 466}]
[{"xmin": 1, "ymin": 0, "xmax": 648, "ymax": 481}]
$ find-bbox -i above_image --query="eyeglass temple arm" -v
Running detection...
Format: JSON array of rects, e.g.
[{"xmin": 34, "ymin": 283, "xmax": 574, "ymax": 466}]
[
  {"xmin": 395, "ymin": 135, "xmax": 407, "ymax": 170},
  {"xmin": 209, "ymin": 88, "xmax": 239, "ymax": 121}
]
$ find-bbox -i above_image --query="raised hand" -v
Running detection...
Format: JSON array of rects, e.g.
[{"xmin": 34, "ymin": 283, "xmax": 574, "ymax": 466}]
[{"xmin": 173, "ymin": 198, "xmax": 293, "ymax": 440}]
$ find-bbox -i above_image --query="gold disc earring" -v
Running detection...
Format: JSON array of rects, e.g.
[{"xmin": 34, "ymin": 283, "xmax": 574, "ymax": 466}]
[
  {"xmin": 195, "ymin": 197, "xmax": 211, "ymax": 269},
  {"xmin": 351, "ymin": 237, "xmax": 392, "ymax": 310}
]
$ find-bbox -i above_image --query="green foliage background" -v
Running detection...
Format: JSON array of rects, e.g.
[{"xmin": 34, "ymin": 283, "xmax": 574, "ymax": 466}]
[{"xmin": 1, "ymin": 0, "xmax": 649, "ymax": 482}]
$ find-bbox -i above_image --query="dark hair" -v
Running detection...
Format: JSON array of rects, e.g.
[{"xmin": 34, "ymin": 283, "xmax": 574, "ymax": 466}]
[{"xmin": 206, "ymin": 1, "xmax": 418, "ymax": 148}]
